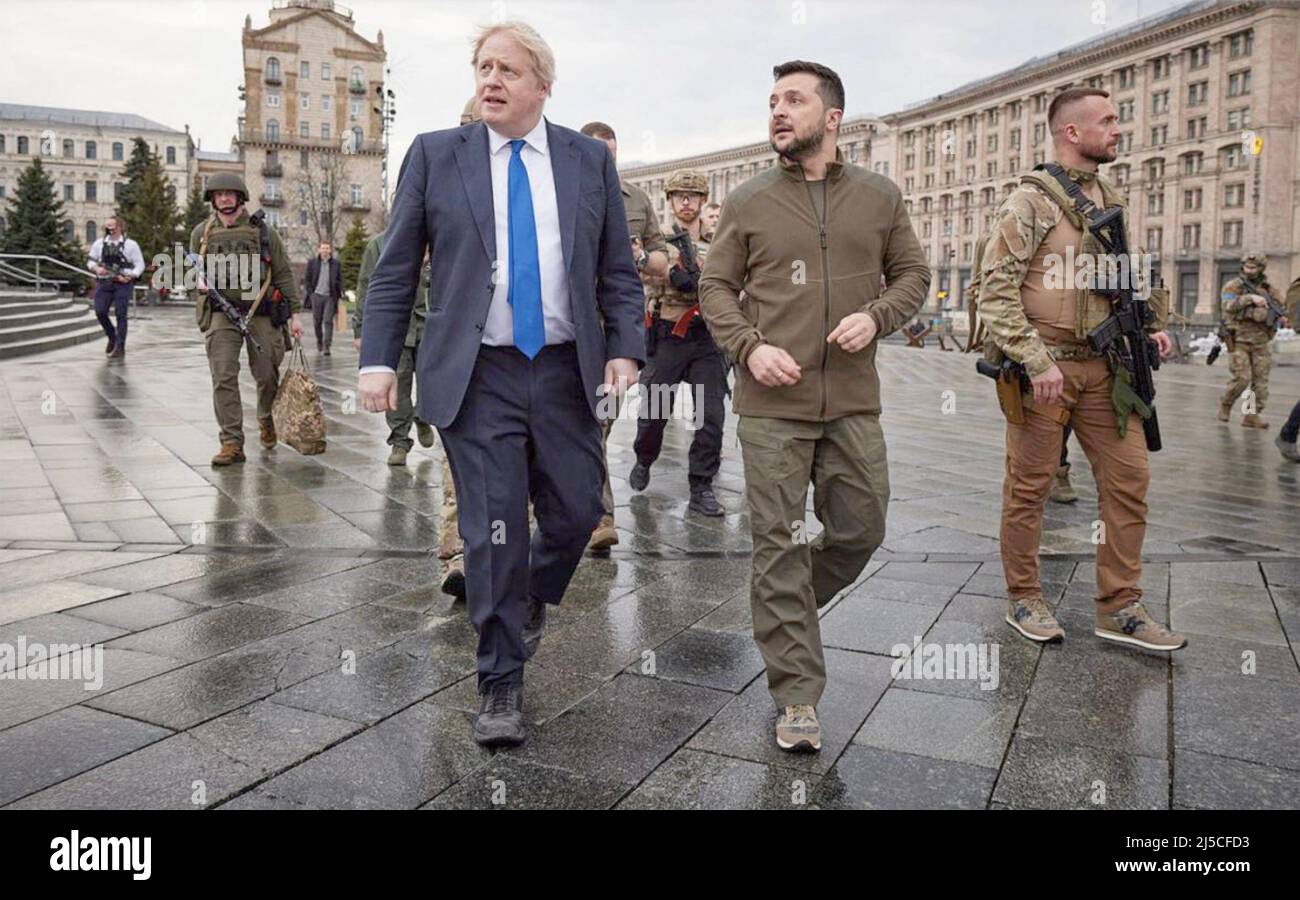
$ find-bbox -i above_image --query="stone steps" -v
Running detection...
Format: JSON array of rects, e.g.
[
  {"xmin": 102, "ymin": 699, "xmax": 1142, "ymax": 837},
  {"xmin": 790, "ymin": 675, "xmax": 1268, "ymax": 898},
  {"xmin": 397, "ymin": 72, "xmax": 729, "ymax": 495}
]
[{"xmin": 0, "ymin": 290, "xmax": 102, "ymax": 358}]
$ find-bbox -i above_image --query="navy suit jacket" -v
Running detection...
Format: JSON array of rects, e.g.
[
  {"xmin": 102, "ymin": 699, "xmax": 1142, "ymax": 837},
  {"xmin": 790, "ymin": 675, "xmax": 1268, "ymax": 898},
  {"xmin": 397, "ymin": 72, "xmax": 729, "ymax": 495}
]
[{"xmin": 359, "ymin": 119, "xmax": 646, "ymax": 428}]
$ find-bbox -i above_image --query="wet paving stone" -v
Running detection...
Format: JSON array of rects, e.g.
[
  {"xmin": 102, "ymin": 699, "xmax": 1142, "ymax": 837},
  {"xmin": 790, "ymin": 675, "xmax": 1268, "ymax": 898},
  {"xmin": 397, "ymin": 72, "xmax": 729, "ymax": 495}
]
[
  {"xmin": 1174, "ymin": 750, "xmax": 1300, "ymax": 810},
  {"xmin": 430, "ymin": 661, "xmax": 604, "ymax": 725},
  {"xmin": 221, "ymin": 700, "xmax": 487, "ymax": 809},
  {"xmin": 0, "ymin": 614, "xmax": 126, "ymax": 672},
  {"xmin": 820, "ymin": 595, "xmax": 943, "ymax": 656},
  {"xmin": 853, "ymin": 688, "xmax": 1018, "ymax": 770},
  {"xmin": 106, "ymin": 603, "xmax": 310, "ymax": 662},
  {"xmin": 619, "ymin": 749, "xmax": 815, "ymax": 810},
  {"xmin": 63, "ymin": 591, "xmax": 206, "ymax": 632},
  {"xmin": 0, "ymin": 706, "xmax": 171, "ymax": 806},
  {"xmin": 991, "ymin": 736, "xmax": 1168, "ymax": 810},
  {"xmin": 423, "ymin": 758, "xmax": 630, "ymax": 810},
  {"xmin": 812, "ymin": 745, "xmax": 995, "ymax": 810},
  {"xmin": 623, "ymin": 627, "xmax": 765, "ymax": 693},
  {"xmin": 1173, "ymin": 669, "xmax": 1300, "ymax": 772}
]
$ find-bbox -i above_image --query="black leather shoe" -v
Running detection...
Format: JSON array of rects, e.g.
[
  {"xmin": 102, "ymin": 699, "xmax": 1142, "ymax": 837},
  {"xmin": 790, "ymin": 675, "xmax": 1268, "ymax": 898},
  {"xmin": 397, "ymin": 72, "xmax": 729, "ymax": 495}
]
[
  {"xmin": 629, "ymin": 462, "xmax": 650, "ymax": 492},
  {"xmin": 104, "ymin": 336, "xmax": 116, "ymax": 355},
  {"xmin": 688, "ymin": 488, "xmax": 724, "ymax": 517},
  {"xmin": 474, "ymin": 683, "xmax": 525, "ymax": 747},
  {"xmin": 522, "ymin": 597, "xmax": 546, "ymax": 658}
]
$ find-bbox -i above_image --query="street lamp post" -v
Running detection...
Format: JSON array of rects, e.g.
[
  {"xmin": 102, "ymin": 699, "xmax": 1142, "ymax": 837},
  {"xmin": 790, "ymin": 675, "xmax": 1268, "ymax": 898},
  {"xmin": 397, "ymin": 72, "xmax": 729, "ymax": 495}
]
[{"xmin": 374, "ymin": 69, "xmax": 396, "ymax": 215}]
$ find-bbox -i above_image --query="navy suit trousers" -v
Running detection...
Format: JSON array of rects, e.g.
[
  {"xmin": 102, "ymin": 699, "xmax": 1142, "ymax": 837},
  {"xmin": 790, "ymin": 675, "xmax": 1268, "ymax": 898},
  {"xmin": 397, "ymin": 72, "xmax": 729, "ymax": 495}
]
[{"xmin": 440, "ymin": 342, "xmax": 605, "ymax": 692}]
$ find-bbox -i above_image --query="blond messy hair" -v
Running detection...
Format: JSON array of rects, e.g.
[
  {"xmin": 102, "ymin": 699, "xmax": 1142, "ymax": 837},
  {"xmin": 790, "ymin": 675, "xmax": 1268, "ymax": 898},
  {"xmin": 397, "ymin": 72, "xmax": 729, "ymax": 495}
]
[{"xmin": 470, "ymin": 20, "xmax": 556, "ymax": 90}]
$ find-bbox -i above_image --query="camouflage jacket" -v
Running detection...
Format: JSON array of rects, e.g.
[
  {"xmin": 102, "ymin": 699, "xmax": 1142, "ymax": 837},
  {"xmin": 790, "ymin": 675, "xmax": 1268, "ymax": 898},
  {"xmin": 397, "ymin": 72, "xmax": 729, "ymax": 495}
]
[
  {"xmin": 649, "ymin": 223, "xmax": 709, "ymax": 322},
  {"xmin": 977, "ymin": 166, "xmax": 1166, "ymax": 377},
  {"xmin": 354, "ymin": 232, "xmax": 429, "ymax": 345},
  {"xmin": 1222, "ymin": 275, "xmax": 1282, "ymax": 344}
]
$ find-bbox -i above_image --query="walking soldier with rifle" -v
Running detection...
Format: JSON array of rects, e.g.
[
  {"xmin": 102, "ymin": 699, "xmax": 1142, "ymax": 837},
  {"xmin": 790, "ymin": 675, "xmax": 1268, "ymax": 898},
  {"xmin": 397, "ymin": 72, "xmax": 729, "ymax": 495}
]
[
  {"xmin": 190, "ymin": 171, "xmax": 303, "ymax": 466},
  {"xmin": 976, "ymin": 87, "xmax": 1186, "ymax": 652},
  {"xmin": 1215, "ymin": 252, "xmax": 1288, "ymax": 429}
]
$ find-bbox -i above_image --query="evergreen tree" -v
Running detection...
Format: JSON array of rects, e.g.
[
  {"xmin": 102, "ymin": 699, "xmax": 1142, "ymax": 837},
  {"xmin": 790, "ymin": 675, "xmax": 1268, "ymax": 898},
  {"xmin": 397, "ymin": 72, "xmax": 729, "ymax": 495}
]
[
  {"xmin": 117, "ymin": 137, "xmax": 152, "ymax": 213},
  {"xmin": 0, "ymin": 157, "xmax": 87, "ymax": 288},
  {"xmin": 180, "ymin": 181, "xmax": 209, "ymax": 246},
  {"xmin": 338, "ymin": 216, "xmax": 369, "ymax": 296},
  {"xmin": 118, "ymin": 142, "xmax": 179, "ymax": 266}
]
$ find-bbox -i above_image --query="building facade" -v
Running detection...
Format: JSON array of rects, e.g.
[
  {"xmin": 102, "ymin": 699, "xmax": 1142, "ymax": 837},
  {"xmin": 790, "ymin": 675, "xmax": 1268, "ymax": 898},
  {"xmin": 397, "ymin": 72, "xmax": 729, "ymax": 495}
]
[
  {"xmin": 0, "ymin": 103, "xmax": 193, "ymax": 249},
  {"xmin": 621, "ymin": 116, "xmax": 885, "ymax": 224},
  {"xmin": 881, "ymin": 0, "xmax": 1300, "ymax": 321},
  {"xmin": 238, "ymin": 0, "xmax": 387, "ymax": 259}
]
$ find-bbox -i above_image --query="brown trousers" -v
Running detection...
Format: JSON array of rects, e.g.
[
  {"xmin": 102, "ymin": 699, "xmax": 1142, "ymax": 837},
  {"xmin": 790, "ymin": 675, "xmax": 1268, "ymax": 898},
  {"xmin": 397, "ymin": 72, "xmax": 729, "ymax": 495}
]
[{"xmin": 1001, "ymin": 357, "xmax": 1149, "ymax": 614}]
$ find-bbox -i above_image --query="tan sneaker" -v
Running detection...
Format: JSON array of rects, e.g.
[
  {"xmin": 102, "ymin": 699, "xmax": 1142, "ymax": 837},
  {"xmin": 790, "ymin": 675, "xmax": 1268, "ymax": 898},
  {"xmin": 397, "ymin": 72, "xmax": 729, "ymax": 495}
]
[
  {"xmin": 1096, "ymin": 601, "xmax": 1187, "ymax": 651},
  {"xmin": 387, "ymin": 445, "xmax": 408, "ymax": 466},
  {"xmin": 776, "ymin": 705, "xmax": 821, "ymax": 752},
  {"xmin": 1006, "ymin": 596, "xmax": 1065, "ymax": 643},
  {"xmin": 258, "ymin": 416, "xmax": 277, "ymax": 450},
  {"xmin": 1049, "ymin": 466, "xmax": 1078, "ymax": 504},
  {"xmin": 1217, "ymin": 402, "xmax": 1232, "ymax": 422},
  {"xmin": 588, "ymin": 515, "xmax": 619, "ymax": 551},
  {"xmin": 211, "ymin": 442, "xmax": 246, "ymax": 467},
  {"xmin": 416, "ymin": 422, "xmax": 435, "ymax": 448},
  {"xmin": 1241, "ymin": 414, "xmax": 1269, "ymax": 429}
]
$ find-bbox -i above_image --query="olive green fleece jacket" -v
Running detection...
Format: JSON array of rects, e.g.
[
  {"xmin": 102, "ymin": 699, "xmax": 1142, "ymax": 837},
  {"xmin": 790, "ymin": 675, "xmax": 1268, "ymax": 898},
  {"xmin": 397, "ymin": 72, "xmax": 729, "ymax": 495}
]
[{"xmin": 699, "ymin": 152, "xmax": 930, "ymax": 422}]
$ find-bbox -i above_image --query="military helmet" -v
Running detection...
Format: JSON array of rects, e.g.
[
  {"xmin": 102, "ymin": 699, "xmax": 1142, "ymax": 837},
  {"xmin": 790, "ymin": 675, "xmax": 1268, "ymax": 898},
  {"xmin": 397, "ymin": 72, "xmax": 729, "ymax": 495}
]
[
  {"xmin": 1241, "ymin": 252, "xmax": 1267, "ymax": 269},
  {"xmin": 664, "ymin": 169, "xmax": 708, "ymax": 198},
  {"xmin": 204, "ymin": 171, "xmax": 249, "ymax": 205}
]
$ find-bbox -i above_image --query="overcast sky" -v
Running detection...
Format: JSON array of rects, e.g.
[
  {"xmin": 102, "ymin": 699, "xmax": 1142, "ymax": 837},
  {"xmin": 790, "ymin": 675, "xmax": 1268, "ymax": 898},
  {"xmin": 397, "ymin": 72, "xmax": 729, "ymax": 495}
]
[{"xmin": 3, "ymin": 0, "xmax": 1190, "ymax": 178}]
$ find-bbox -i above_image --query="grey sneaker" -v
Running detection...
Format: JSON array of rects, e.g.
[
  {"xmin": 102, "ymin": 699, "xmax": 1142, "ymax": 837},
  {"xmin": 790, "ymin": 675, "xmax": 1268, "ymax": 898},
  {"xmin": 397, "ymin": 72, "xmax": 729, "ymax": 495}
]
[
  {"xmin": 1096, "ymin": 602, "xmax": 1187, "ymax": 651},
  {"xmin": 474, "ymin": 682, "xmax": 525, "ymax": 747},
  {"xmin": 776, "ymin": 704, "xmax": 821, "ymax": 752},
  {"xmin": 1277, "ymin": 434, "xmax": 1300, "ymax": 462},
  {"xmin": 1006, "ymin": 596, "xmax": 1065, "ymax": 643}
]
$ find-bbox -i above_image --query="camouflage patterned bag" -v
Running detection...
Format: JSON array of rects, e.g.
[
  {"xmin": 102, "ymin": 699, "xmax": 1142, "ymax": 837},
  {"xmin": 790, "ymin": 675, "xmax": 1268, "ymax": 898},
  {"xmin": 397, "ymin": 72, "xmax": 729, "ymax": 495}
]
[{"xmin": 271, "ymin": 338, "xmax": 327, "ymax": 455}]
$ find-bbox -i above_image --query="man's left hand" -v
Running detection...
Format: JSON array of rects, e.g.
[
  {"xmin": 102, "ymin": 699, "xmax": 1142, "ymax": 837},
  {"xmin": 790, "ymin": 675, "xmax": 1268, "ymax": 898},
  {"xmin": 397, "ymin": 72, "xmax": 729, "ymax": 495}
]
[
  {"xmin": 603, "ymin": 358, "xmax": 638, "ymax": 400},
  {"xmin": 289, "ymin": 313, "xmax": 304, "ymax": 339},
  {"xmin": 827, "ymin": 312, "xmax": 879, "ymax": 353},
  {"xmin": 1152, "ymin": 331, "xmax": 1174, "ymax": 360}
]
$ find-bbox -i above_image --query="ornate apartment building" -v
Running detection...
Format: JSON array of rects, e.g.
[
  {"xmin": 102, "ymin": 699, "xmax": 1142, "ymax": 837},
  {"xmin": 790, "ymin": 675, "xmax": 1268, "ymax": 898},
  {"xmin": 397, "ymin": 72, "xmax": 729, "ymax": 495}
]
[
  {"xmin": 0, "ymin": 103, "xmax": 194, "ymax": 249},
  {"xmin": 238, "ymin": 0, "xmax": 387, "ymax": 257},
  {"xmin": 882, "ymin": 0, "xmax": 1300, "ymax": 321}
]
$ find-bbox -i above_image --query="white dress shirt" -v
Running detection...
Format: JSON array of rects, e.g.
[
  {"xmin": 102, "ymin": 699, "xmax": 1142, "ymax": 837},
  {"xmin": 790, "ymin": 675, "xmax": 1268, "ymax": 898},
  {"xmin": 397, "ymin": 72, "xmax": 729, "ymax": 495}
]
[
  {"xmin": 359, "ymin": 117, "xmax": 574, "ymax": 377},
  {"xmin": 87, "ymin": 235, "xmax": 145, "ymax": 279}
]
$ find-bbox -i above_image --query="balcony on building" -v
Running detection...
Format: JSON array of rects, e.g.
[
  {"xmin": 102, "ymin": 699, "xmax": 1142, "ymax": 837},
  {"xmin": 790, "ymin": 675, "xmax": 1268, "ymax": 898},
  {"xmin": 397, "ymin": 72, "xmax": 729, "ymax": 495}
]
[
  {"xmin": 259, "ymin": 194, "xmax": 285, "ymax": 207},
  {"xmin": 261, "ymin": 162, "xmax": 283, "ymax": 177},
  {"xmin": 348, "ymin": 78, "xmax": 366, "ymax": 95},
  {"xmin": 341, "ymin": 200, "xmax": 372, "ymax": 213}
]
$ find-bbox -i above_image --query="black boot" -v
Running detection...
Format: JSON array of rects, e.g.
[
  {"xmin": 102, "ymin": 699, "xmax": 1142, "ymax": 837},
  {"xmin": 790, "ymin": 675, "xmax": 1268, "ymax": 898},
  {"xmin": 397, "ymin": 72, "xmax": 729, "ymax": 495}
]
[
  {"xmin": 474, "ymin": 682, "xmax": 525, "ymax": 747},
  {"xmin": 688, "ymin": 487, "xmax": 724, "ymax": 517},
  {"xmin": 629, "ymin": 462, "xmax": 650, "ymax": 492}
]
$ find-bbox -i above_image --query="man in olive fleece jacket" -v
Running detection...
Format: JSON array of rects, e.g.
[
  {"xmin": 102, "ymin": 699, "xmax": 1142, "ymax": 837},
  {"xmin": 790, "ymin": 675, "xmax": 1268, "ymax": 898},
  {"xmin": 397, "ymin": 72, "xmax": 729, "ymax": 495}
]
[{"xmin": 700, "ymin": 61, "xmax": 929, "ymax": 753}]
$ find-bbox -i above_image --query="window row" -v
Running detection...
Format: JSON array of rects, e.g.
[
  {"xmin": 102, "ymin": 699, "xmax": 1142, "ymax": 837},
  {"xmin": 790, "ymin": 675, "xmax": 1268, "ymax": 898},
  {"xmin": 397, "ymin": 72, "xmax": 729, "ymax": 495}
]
[{"xmin": 0, "ymin": 136, "xmax": 177, "ymax": 165}]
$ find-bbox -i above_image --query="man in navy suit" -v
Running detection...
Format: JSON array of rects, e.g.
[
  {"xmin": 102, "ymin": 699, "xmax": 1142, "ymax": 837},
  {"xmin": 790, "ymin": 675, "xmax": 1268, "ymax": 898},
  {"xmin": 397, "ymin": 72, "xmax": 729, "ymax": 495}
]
[{"xmin": 357, "ymin": 20, "xmax": 645, "ymax": 747}]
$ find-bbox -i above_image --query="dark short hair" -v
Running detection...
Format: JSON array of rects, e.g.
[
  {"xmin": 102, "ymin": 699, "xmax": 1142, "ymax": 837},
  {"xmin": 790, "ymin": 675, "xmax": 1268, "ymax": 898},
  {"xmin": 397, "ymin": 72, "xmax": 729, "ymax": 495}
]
[
  {"xmin": 704, "ymin": 202, "xmax": 721, "ymax": 211},
  {"xmin": 1048, "ymin": 87, "xmax": 1110, "ymax": 130},
  {"xmin": 773, "ymin": 60, "xmax": 845, "ymax": 112},
  {"xmin": 580, "ymin": 121, "xmax": 616, "ymax": 141}
]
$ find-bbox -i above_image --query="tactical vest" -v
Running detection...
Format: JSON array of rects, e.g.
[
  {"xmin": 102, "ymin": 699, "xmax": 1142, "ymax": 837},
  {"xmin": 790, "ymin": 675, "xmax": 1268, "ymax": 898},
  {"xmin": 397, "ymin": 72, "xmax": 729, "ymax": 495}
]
[
  {"xmin": 653, "ymin": 230, "xmax": 709, "ymax": 322},
  {"xmin": 1223, "ymin": 275, "xmax": 1279, "ymax": 344},
  {"xmin": 198, "ymin": 213, "xmax": 268, "ymax": 311}
]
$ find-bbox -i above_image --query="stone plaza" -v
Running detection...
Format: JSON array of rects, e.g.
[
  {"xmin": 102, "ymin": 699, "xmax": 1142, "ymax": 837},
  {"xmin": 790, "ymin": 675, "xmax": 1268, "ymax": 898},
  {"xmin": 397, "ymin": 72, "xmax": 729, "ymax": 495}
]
[{"xmin": 1, "ymin": 306, "xmax": 1298, "ymax": 810}]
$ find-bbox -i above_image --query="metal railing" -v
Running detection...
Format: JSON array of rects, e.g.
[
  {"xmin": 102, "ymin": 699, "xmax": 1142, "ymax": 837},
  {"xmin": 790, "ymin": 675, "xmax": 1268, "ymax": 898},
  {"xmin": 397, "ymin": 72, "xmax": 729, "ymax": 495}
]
[{"xmin": 0, "ymin": 254, "xmax": 93, "ymax": 292}]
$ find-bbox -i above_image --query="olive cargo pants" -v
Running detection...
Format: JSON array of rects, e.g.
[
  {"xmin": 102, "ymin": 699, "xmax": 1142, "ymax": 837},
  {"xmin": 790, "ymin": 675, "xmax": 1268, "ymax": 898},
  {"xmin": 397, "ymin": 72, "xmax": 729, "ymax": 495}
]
[
  {"xmin": 738, "ymin": 413, "xmax": 890, "ymax": 708},
  {"xmin": 204, "ymin": 312, "xmax": 285, "ymax": 447},
  {"xmin": 1001, "ymin": 357, "xmax": 1149, "ymax": 615}
]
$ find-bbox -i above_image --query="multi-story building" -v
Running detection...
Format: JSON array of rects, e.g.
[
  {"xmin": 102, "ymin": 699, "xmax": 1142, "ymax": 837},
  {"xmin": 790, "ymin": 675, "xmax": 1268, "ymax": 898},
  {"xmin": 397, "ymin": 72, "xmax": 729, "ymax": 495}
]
[
  {"xmin": 881, "ymin": 0, "xmax": 1300, "ymax": 321},
  {"xmin": 621, "ymin": 116, "xmax": 885, "ymax": 224},
  {"xmin": 0, "ymin": 103, "xmax": 194, "ymax": 249},
  {"xmin": 238, "ymin": 0, "xmax": 387, "ymax": 260}
]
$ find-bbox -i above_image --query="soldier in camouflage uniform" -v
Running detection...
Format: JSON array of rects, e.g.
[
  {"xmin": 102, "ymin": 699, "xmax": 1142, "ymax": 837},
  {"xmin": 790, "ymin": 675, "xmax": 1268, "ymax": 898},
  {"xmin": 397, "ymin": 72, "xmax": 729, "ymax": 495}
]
[
  {"xmin": 629, "ymin": 168, "xmax": 727, "ymax": 517},
  {"xmin": 191, "ymin": 172, "xmax": 303, "ymax": 466},
  {"xmin": 579, "ymin": 122, "xmax": 669, "ymax": 550},
  {"xmin": 978, "ymin": 87, "xmax": 1185, "ymax": 652},
  {"xmin": 1217, "ymin": 252, "xmax": 1288, "ymax": 428}
]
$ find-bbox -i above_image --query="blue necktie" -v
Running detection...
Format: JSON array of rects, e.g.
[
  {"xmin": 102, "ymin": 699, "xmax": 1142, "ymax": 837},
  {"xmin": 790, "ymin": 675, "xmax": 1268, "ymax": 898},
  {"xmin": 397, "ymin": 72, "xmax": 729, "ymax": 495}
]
[{"xmin": 507, "ymin": 139, "xmax": 545, "ymax": 359}]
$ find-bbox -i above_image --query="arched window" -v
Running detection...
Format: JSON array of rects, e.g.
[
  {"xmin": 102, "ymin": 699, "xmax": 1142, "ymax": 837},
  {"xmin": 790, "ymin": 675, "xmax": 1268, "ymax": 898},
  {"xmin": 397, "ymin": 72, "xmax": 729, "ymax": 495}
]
[
  {"xmin": 17, "ymin": 136, "xmax": 28, "ymax": 154},
  {"xmin": 112, "ymin": 142, "xmax": 123, "ymax": 161},
  {"xmin": 166, "ymin": 146, "xmax": 176, "ymax": 165},
  {"xmin": 85, "ymin": 220, "xmax": 97, "ymax": 244},
  {"xmin": 266, "ymin": 57, "xmax": 281, "ymax": 83},
  {"xmin": 266, "ymin": 119, "xmax": 280, "ymax": 141},
  {"xmin": 350, "ymin": 65, "xmax": 363, "ymax": 84},
  {"xmin": 86, "ymin": 141, "xmax": 97, "ymax": 160}
]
